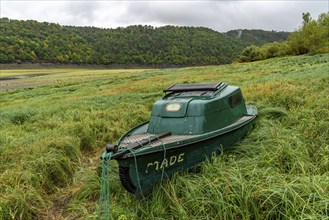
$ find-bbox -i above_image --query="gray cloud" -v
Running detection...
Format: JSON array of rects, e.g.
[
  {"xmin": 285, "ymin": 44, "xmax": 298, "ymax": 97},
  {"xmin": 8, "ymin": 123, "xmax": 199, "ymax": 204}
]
[
  {"xmin": 64, "ymin": 2, "xmax": 100, "ymax": 25},
  {"xmin": 121, "ymin": 1, "xmax": 327, "ymax": 31},
  {"xmin": 1, "ymin": 1, "xmax": 328, "ymax": 32}
]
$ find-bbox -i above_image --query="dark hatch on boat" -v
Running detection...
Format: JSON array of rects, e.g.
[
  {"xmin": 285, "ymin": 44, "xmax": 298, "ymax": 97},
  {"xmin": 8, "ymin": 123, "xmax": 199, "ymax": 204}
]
[
  {"xmin": 164, "ymin": 82, "xmax": 223, "ymax": 92},
  {"xmin": 164, "ymin": 82, "xmax": 225, "ymax": 98}
]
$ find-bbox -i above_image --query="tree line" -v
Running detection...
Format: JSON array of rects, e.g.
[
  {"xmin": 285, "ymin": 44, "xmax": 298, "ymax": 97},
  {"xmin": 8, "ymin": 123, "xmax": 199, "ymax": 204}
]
[
  {"xmin": 239, "ymin": 12, "xmax": 329, "ymax": 62},
  {"xmin": 0, "ymin": 19, "xmax": 244, "ymax": 65},
  {"xmin": 225, "ymin": 29, "xmax": 289, "ymax": 46},
  {"xmin": 0, "ymin": 18, "xmax": 289, "ymax": 65},
  {"xmin": 4, "ymin": 13, "xmax": 315, "ymax": 66}
]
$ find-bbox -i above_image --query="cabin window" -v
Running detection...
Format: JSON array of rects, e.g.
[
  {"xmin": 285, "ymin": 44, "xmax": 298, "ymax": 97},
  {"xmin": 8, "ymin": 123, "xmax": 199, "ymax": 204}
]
[{"xmin": 229, "ymin": 92, "xmax": 242, "ymax": 108}]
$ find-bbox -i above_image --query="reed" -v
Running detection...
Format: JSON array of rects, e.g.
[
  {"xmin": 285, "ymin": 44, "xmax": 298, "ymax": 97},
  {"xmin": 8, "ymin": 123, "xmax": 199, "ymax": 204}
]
[{"xmin": 0, "ymin": 54, "xmax": 328, "ymax": 219}]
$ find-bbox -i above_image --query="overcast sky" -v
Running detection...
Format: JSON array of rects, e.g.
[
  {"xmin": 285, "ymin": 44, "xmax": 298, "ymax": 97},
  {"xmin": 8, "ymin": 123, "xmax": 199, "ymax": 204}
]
[{"xmin": 1, "ymin": 1, "xmax": 328, "ymax": 32}]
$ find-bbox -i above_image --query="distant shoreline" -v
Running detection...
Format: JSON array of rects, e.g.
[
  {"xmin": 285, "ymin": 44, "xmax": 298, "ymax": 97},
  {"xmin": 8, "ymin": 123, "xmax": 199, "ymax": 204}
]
[{"xmin": 0, "ymin": 63, "xmax": 209, "ymax": 70}]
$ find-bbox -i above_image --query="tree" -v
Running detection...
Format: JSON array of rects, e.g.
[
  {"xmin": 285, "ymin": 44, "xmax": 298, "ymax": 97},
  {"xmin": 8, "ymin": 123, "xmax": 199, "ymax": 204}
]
[
  {"xmin": 288, "ymin": 12, "xmax": 329, "ymax": 54},
  {"xmin": 302, "ymin": 12, "xmax": 311, "ymax": 27}
]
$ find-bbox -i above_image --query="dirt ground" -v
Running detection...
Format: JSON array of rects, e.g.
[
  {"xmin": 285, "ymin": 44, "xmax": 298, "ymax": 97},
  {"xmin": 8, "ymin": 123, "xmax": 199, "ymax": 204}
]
[{"xmin": 0, "ymin": 78, "xmax": 54, "ymax": 90}]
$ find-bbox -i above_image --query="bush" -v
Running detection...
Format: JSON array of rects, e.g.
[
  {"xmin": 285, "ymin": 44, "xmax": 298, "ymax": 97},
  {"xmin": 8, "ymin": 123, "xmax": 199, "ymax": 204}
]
[
  {"xmin": 239, "ymin": 42, "xmax": 291, "ymax": 62},
  {"xmin": 239, "ymin": 45, "xmax": 266, "ymax": 62},
  {"xmin": 240, "ymin": 12, "xmax": 329, "ymax": 62},
  {"xmin": 288, "ymin": 12, "xmax": 329, "ymax": 55}
]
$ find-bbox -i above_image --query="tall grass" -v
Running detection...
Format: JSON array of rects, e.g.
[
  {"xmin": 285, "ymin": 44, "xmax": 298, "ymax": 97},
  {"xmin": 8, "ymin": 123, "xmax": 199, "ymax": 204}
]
[{"xmin": 0, "ymin": 54, "xmax": 328, "ymax": 219}]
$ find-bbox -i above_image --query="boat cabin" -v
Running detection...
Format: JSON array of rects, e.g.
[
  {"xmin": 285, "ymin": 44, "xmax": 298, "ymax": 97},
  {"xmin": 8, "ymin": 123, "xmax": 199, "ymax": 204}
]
[{"xmin": 147, "ymin": 82, "xmax": 247, "ymax": 135}]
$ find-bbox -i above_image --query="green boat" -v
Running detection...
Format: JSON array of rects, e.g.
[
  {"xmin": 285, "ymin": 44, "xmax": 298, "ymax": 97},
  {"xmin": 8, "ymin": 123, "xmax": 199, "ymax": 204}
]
[{"xmin": 102, "ymin": 82, "xmax": 257, "ymax": 196}]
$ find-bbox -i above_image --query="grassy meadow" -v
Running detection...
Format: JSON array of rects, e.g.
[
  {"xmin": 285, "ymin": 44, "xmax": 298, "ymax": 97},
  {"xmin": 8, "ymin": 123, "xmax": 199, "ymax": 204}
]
[{"xmin": 0, "ymin": 54, "xmax": 328, "ymax": 219}]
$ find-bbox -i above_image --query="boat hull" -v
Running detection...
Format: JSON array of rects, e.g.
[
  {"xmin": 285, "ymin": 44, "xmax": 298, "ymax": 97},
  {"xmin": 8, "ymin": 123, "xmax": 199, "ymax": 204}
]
[{"xmin": 115, "ymin": 118, "xmax": 255, "ymax": 196}]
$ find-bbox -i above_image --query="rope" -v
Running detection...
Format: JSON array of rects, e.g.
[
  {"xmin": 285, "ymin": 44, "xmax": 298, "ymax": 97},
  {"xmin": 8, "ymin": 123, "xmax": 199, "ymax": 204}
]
[
  {"xmin": 97, "ymin": 151, "xmax": 113, "ymax": 220},
  {"xmin": 126, "ymin": 136, "xmax": 167, "ymax": 198},
  {"xmin": 127, "ymin": 148, "xmax": 146, "ymax": 199},
  {"xmin": 97, "ymin": 134, "xmax": 166, "ymax": 209},
  {"xmin": 157, "ymin": 136, "xmax": 167, "ymax": 184}
]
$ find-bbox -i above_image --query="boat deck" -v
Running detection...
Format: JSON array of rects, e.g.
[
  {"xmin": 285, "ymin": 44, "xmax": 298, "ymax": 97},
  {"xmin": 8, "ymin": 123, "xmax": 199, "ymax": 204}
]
[
  {"xmin": 119, "ymin": 134, "xmax": 197, "ymax": 148},
  {"xmin": 224, "ymin": 115, "xmax": 254, "ymax": 130},
  {"xmin": 119, "ymin": 115, "xmax": 254, "ymax": 149}
]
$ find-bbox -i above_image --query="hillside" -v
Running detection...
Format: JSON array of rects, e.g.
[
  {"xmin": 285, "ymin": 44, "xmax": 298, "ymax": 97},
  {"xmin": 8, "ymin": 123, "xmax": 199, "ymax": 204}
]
[
  {"xmin": 225, "ymin": 29, "xmax": 290, "ymax": 46},
  {"xmin": 0, "ymin": 18, "xmax": 244, "ymax": 65},
  {"xmin": 0, "ymin": 54, "xmax": 328, "ymax": 219},
  {"xmin": 1, "ymin": 18, "xmax": 289, "ymax": 66}
]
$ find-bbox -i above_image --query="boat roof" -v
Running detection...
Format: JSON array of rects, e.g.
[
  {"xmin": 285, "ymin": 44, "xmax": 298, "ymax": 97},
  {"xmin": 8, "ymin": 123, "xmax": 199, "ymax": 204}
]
[
  {"xmin": 163, "ymin": 82, "xmax": 230, "ymax": 98},
  {"xmin": 164, "ymin": 82, "xmax": 223, "ymax": 92}
]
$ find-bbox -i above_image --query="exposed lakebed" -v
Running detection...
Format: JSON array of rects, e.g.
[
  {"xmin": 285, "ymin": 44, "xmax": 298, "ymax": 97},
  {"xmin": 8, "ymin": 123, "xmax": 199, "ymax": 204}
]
[{"xmin": 0, "ymin": 73, "xmax": 53, "ymax": 80}]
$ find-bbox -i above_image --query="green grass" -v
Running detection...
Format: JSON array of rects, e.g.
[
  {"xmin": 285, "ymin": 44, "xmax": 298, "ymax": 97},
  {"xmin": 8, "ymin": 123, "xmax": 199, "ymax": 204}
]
[{"xmin": 0, "ymin": 54, "xmax": 328, "ymax": 219}]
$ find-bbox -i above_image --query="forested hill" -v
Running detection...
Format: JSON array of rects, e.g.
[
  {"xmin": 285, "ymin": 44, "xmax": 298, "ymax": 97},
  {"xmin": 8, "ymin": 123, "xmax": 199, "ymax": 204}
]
[
  {"xmin": 1, "ymin": 18, "xmax": 286, "ymax": 65},
  {"xmin": 225, "ymin": 29, "xmax": 290, "ymax": 46}
]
